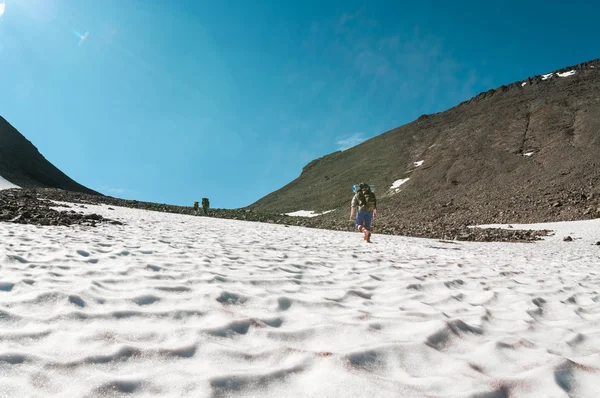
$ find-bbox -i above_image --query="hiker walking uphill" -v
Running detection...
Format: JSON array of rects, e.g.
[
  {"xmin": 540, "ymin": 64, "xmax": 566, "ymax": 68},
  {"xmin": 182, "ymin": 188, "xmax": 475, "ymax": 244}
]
[
  {"xmin": 201, "ymin": 198, "xmax": 210, "ymax": 216},
  {"xmin": 350, "ymin": 183, "xmax": 377, "ymax": 242}
]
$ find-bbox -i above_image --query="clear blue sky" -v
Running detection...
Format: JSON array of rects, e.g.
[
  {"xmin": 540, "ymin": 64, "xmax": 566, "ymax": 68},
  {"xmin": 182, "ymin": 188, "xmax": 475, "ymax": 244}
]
[{"xmin": 1, "ymin": 0, "xmax": 598, "ymax": 208}]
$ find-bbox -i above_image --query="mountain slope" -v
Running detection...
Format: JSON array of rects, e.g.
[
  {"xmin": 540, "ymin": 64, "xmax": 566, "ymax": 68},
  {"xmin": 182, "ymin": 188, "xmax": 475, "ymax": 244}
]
[
  {"xmin": 0, "ymin": 117, "xmax": 100, "ymax": 195},
  {"xmin": 248, "ymin": 59, "xmax": 600, "ymax": 228}
]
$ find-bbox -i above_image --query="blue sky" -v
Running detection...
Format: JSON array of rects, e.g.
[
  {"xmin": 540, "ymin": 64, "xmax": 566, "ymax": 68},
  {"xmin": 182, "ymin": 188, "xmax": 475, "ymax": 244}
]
[{"xmin": 1, "ymin": 0, "xmax": 598, "ymax": 208}]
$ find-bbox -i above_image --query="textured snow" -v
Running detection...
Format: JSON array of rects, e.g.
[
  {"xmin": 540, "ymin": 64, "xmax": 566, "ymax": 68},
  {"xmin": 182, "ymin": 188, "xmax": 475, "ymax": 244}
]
[
  {"xmin": 0, "ymin": 175, "xmax": 19, "ymax": 190},
  {"xmin": 558, "ymin": 70, "xmax": 576, "ymax": 78},
  {"xmin": 413, "ymin": 160, "xmax": 424, "ymax": 167},
  {"xmin": 285, "ymin": 210, "xmax": 334, "ymax": 218},
  {"xmin": 1, "ymin": 203, "xmax": 600, "ymax": 397}
]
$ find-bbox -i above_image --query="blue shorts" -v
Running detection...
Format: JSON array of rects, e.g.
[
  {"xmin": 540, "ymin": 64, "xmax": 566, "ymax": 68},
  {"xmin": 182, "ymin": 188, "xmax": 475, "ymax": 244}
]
[{"xmin": 355, "ymin": 209, "xmax": 374, "ymax": 231}]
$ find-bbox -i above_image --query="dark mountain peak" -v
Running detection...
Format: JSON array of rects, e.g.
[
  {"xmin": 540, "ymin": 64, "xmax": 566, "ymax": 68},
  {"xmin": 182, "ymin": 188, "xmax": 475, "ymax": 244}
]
[{"xmin": 0, "ymin": 117, "xmax": 100, "ymax": 195}]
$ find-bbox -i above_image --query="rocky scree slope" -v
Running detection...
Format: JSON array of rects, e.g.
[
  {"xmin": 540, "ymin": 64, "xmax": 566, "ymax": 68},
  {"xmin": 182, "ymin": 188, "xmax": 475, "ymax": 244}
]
[
  {"xmin": 248, "ymin": 59, "xmax": 600, "ymax": 232},
  {"xmin": 0, "ymin": 188, "xmax": 550, "ymax": 242}
]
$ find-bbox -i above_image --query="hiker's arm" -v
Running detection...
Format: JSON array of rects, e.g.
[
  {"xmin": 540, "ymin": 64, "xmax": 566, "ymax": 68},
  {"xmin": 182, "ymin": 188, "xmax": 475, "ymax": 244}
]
[
  {"xmin": 373, "ymin": 196, "xmax": 377, "ymax": 219},
  {"xmin": 350, "ymin": 195, "xmax": 358, "ymax": 220}
]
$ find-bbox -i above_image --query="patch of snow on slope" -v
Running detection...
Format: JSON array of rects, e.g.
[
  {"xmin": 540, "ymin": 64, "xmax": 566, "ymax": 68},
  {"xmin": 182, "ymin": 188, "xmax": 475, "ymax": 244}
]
[
  {"xmin": 413, "ymin": 160, "xmax": 424, "ymax": 167},
  {"xmin": 390, "ymin": 178, "xmax": 410, "ymax": 190},
  {"xmin": 523, "ymin": 151, "xmax": 535, "ymax": 157},
  {"xmin": 542, "ymin": 73, "xmax": 553, "ymax": 80},
  {"xmin": 557, "ymin": 70, "xmax": 576, "ymax": 78},
  {"xmin": 285, "ymin": 210, "xmax": 334, "ymax": 217},
  {"xmin": 474, "ymin": 218, "xmax": 600, "ymax": 245},
  {"xmin": 522, "ymin": 82, "xmax": 527, "ymax": 86},
  {"xmin": 1, "ymin": 203, "xmax": 600, "ymax": 397},
  {"xmin": 0, "ymin": 175, "xmax": 20, "ymax": 190}
]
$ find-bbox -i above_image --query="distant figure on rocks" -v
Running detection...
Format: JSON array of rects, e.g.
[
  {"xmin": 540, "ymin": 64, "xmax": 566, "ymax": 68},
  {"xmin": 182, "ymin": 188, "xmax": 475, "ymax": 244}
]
[
  {"xmin": 201, "ymin": 198, "xmax": 210, "ymax": 216},
  {"xmin": 350, "ymin": 183, "xmax": 377, "ymax": 242},
  {"xmin": 193, "ymin": 201, "xmax": 199, "ymax": 215}
]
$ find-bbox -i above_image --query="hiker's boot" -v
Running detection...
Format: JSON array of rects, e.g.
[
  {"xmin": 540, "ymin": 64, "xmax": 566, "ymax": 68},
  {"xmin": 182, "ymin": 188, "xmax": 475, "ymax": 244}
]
[
  {"xmin": 366, "ymin": 231, "xmax": 372, "ymax": 243},
  {"xmin": 360, "ymin": 226, "xmax": 369, "ymax": 242}
]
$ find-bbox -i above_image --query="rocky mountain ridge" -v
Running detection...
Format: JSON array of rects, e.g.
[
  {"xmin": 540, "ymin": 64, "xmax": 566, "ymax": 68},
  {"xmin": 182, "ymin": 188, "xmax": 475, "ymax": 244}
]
[
  {"xmin": 0, "ymin": 117, "xmax": 98, "ymax": 195},
  {"xmin": 248, "ymin": 58, "xmax": 600, "ymax": 234}
]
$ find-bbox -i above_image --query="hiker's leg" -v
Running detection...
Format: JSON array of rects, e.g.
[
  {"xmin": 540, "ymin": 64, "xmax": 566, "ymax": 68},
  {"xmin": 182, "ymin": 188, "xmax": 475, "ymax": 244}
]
[
  {"xmin": 363, "ymin": 211, "xmax": 374, "ymax": 241},
  {"xmin": 355, "ymin": 209, "xmax": 366, "ymax": 230},
  {"xmin": 364, "ymin": 211, "xmax": 374, "ymax": 231},
  {"xmin": 356, "ymin": 209, "xmax": 370, "ymax": 241}
]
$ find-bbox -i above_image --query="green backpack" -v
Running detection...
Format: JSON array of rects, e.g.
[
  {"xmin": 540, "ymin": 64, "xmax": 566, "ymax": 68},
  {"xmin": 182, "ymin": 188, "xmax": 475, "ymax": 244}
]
[{"xmin": 353, "ymin": 184, "xmax": 376, "ymax": 211}]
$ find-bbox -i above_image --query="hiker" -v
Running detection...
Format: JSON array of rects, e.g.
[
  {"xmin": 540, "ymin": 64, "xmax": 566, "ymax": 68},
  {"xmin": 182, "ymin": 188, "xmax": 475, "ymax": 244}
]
[
  {"xmin": 350, "ymin": 182, "xmax": 377, "ymax": 242},
  {"xmin": 201, "ymin": 198, "xmax": 210, "ymax": 216}
]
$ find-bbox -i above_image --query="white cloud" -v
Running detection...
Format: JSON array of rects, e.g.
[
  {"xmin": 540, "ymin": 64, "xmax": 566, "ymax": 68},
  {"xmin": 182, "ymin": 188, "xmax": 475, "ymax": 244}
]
[
  {"xmin": 339, "ymin": 12, "xmax": 357, "ymax": 26},
  {"xmin": 308, "ymin": 13, "xmax": 492, "ymax": 115},
  {"xmin": 99, "ymin": 186, "xmax": 128, "ymax": 195},
  {"xmin": 336, "ymin": 132, "xmax": 367, "ymax": 150},
  {"xmin": 107, "ymin": 188, "xmax": 127, "ymax": 194},
  {"xmin": 0, "ymin": 3, "xmax": 5, "ymax": 18}
]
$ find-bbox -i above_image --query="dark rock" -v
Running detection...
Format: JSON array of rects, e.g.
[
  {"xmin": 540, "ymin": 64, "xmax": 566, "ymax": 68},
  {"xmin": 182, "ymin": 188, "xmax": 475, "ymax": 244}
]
[
  {"xmin": 563, "ymin": 236, "xmax": 573, "ymax": 242},
  {"xmin": 0, "ymin": 188, "xmax": 122, "ymax": 228}
]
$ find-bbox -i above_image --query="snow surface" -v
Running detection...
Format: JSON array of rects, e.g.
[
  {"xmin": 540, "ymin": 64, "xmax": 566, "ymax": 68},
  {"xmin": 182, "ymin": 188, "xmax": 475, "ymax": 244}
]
[
  {"xmin": 285, "ymin": 210, "xmax": 335, "ymax": 218},
  {"xmin": 413, "ymin": 160, "xmax": 424, "ymax": 167},
  {"xmin": 390, "ymin": 178, "xmax": 410, "ymax": 190},
  {"xmin": 0, "ymin": 175, "xmax": 19, "ymax": 190},
  {"xmin": 523, "ymin": 151, "xmax": 535, "ymax": 157},
  {"xmin": 542, "ymin": 73, "xmax": 553, "ymax": 80},
  {"xmin": 1, "ymin": 202, "xmax": 600, "ymax": 397},
  {"xmin": 558, "ymin": 70, "xmax": 576, "ymax": 78},
  {"xmin": 522, "ymin": 82, "xmax": 527, "ymax": 87}
]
